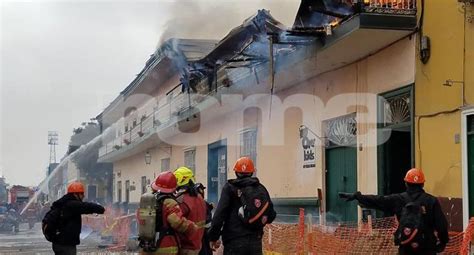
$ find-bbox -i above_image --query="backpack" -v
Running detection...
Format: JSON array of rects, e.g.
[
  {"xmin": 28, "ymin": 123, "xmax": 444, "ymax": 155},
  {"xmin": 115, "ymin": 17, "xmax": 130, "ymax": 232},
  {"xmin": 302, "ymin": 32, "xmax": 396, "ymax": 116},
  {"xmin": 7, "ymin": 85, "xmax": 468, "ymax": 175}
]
[
  {"xmin": 154, "ymin": 195, "xmax": 173, "ymax": 233},
  {"xmin": 41, "ymin": 207, "xmax": 63, "ymax": 242},
  {"xmin": 394, "ymin": 193, "xmax": 427, "ymax": 251},
  {"xmin": 139, "ymin": 194, "xmax": 177, "ymax": 252},
  {"xmin": 232, "ymin": 183, "xmax": 274, "ymax": 229}
]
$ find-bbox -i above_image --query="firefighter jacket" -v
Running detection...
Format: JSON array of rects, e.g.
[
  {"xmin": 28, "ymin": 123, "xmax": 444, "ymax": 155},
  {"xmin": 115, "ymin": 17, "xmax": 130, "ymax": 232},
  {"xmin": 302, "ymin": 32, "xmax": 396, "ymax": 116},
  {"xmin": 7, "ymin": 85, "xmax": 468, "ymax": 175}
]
[
  {"xmin": 175, "ymin": 191, "xmax": 207, "ymax": 255},
  {"xmin": 153, "ymin": 197, "xmax": 198, "ymax": 255},
  {"xmin": 354, "ymin": 185, "xmax": 449, "ymax": 254}
]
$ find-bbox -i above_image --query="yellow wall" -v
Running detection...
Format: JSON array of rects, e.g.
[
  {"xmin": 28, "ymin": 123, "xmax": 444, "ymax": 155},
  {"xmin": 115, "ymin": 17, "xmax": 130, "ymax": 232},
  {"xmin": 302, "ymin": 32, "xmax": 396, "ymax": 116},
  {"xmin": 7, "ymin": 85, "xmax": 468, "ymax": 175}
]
[
  {"xmin": 466, "ymin": 7, "xmax": 474, "ymax": 104},
  {"xmin": 415, "ymin": 0, "xmax": 473, "ymax": 198}
]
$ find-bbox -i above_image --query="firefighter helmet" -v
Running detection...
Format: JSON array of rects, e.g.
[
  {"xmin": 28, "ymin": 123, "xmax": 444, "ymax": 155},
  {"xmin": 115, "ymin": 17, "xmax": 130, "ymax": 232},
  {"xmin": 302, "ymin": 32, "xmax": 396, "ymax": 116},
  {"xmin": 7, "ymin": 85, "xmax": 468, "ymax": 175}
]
[
  {"xmin": 67, "ymin": 182, "xmax": 85, "ymax": 194},
  {"xmin": 174, "ymin": 167, "xmax": 195, "ymax": 187},
  {"xmin": 404, "ymin": 168, "xmax": 425, "ymax": 184},
  {"xmin": 151, "ymin": 171, "xmax": 177, "ymax": 193},
  {"xmin": 233, "ymin": 157, "xmax": 255, "ymax": 174}
]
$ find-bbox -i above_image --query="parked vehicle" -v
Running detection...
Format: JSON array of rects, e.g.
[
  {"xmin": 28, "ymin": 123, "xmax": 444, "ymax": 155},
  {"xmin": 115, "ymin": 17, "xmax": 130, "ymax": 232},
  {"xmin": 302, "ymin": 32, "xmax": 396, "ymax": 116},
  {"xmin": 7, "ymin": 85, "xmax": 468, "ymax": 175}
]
[{"xmin": 0, "ymin": 207, "xmax": 19, "ymax": 233}]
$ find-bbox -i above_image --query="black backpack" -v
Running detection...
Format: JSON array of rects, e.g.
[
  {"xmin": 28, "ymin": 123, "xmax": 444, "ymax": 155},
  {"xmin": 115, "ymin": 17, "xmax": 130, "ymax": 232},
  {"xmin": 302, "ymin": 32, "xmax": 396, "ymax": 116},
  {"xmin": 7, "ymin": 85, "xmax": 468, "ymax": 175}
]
[
  {"xmin": 232, "ymin": 183, "xmax": 274, "ymax": 229},
  {"xmin": 154, "ymin": 195, "xmax": 172, "ymax": 232},
  {"xmin": 394, "ymin": 193, "xmax": 427, "ymax": 251},
  {"xmin": 155, "ymin": 195, "xmax": 177, "ymax": 245},
  {"xmin": 42, "ymin": 207, "xmax": 63, "ymax": 242}
]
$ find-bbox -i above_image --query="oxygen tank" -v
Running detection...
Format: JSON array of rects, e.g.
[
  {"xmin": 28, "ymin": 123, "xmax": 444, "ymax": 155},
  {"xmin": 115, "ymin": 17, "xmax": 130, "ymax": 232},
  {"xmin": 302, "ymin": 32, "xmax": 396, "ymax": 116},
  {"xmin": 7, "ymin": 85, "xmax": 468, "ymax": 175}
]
[{"xmin": 138, "ymin": 192, "xmax": 157, "ymax": 251}]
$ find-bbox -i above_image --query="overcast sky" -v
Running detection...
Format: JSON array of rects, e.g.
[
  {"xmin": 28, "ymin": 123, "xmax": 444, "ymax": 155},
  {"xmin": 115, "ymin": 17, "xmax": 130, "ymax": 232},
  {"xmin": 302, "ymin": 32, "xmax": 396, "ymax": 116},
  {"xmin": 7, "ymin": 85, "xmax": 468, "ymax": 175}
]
[{"xmin": 0, "ymin": 0, "xmax": 298, "ymax": 186}]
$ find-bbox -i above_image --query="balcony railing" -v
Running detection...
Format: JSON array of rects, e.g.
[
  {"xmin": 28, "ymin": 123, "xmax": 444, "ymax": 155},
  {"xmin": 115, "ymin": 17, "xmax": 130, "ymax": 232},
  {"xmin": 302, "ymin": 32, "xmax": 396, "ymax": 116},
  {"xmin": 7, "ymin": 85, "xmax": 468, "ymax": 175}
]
[
  {"xmin": 362, "ymin": 0, "xmax": 416, "ymax": 15},
  {"xmin": 98, "ymin": 84, "xmax": 217, "ymax": 159}
]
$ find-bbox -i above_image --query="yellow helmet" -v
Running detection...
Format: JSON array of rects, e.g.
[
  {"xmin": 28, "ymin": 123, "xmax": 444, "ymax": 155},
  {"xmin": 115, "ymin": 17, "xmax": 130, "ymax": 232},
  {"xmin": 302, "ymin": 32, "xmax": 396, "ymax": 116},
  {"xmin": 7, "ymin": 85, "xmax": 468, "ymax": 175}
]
[{"xmin": 174, "ymin": 167, "xmax": 195, "ymax": 187}]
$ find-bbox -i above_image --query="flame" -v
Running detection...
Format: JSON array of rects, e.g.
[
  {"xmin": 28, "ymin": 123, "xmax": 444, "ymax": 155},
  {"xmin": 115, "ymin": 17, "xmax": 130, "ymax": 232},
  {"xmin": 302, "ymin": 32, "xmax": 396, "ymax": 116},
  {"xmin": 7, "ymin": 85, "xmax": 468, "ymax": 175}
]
[{"xmin": 329, "ymin": 18, "xmax": 341, "ymax": 27}]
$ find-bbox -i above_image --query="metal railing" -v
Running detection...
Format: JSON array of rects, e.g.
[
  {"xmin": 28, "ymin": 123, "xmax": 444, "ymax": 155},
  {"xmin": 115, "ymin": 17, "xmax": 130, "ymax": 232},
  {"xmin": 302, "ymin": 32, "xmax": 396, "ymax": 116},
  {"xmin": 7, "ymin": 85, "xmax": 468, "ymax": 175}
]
[
  {"xmin": 98, "ymin": 85, "xmax": 218, "ymax": 158},
  {"xmin": 362, "ymin": 0, "xmax": 416, "ymax": 15}
]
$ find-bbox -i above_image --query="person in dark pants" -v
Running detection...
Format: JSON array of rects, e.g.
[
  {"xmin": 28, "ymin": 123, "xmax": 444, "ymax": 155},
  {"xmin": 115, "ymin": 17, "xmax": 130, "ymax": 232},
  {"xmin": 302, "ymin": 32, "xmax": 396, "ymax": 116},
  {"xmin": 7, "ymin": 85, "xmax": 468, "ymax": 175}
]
[
  {"xmin": 339, "ymin": 168, "xmax": 449, "ymax": 255},
  {"xmin": 51, "ymin": 182, "xmax": 105, "ymax": 255},
  {"xmin": 208, "ymin": 157, "xmax": 276, "ymax": 255}
]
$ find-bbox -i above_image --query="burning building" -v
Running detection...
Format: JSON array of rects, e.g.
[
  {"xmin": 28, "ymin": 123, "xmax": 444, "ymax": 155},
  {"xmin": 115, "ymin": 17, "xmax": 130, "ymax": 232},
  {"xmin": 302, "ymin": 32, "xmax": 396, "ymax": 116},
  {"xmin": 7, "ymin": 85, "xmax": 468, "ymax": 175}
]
[{"xmin": 97, "ymin": 0, "xmax": 418, "ymax": 222}]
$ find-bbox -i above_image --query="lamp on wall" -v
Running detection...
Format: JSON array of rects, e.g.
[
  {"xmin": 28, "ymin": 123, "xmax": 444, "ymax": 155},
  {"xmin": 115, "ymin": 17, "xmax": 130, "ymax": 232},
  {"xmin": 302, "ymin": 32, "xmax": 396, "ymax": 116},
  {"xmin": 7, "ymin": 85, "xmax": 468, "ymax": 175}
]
[{"xmin": 145, "ymin": 151, "xmax": 152, "ymax": 165}]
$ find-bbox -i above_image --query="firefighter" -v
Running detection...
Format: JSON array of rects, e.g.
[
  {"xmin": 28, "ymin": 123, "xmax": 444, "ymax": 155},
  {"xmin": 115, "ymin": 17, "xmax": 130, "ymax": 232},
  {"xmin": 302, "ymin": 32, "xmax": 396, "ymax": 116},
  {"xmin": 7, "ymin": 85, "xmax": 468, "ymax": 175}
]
[
  {"xmin": 49, "ymin": 182, "xmax": 105, "ymax": 255},
  {"xmin": 339, "ymin": 168, "xmax": 449, "ymax": 255},
  {"xmin": 173, "ymin": 167, "xmax": 207, "ymax": 255},
  {"xmin": 145, "ymin": 171, "xmax": 198, "ymax": 255},
  {"xmin": 208, "ymin": 157, "xmax": 276, "ymax": 255}
]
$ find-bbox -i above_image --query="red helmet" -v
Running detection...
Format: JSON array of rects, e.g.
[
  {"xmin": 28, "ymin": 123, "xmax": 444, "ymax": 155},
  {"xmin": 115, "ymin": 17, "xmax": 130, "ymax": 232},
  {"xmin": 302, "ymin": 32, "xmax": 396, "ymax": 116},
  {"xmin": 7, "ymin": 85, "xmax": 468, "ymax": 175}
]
[
  {"xmin": 233, "ymin": 157, "xmax": 255, "ymax": 174},
  {"xmin": 151, "ymin": 171, "xmax": 177, "ymax": 193},
  {"xmin": 404, "ymin": 168, "xmax": 425, "ymax": 184},
  {"xmin": 67, "ymin": 182, "xmax": 85, "ymax": 194}
]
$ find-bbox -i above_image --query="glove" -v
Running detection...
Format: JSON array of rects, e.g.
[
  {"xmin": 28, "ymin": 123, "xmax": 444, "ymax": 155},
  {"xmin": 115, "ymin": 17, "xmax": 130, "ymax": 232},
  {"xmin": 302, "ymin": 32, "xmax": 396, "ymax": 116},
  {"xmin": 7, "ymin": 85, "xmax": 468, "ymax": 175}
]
[{"xmin": 338, "ymin": 192, "xmax": 357, "ymax": 202}]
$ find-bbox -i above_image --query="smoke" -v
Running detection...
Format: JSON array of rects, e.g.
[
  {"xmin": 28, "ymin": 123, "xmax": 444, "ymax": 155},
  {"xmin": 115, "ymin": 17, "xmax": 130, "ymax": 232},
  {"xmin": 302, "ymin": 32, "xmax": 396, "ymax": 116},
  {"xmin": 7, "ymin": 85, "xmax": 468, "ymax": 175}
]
[{"xmin": 157, "ymin": 0, "xmax": 298, "ymax": 45}]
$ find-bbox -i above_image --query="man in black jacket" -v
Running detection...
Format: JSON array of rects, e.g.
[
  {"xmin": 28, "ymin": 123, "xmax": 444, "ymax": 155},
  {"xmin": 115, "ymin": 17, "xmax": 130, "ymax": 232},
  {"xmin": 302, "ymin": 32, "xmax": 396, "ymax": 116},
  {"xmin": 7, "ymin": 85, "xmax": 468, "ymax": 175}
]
[
  {"xmin": 208, "ymin": 157, "xmax": 276, "ymax": 255},
  {"xmin": 50, "ymin": 182, "xmax": 105, "ymax": 255},
  {"xmin": 339, "ymin": 168, "xmax": 449, "ymax": 255}
]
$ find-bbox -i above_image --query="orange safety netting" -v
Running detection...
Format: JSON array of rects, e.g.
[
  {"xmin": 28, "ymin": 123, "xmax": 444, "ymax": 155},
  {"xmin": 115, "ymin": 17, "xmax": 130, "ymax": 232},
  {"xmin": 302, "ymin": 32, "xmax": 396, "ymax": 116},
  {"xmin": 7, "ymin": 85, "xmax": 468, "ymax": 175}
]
[
  {"xmin": 83, "ymin": 207, "xmax": 474, "ymax": 254},
  {"xmin": 82, "ymin": 207, "xmax": 135, "ymax": 251},
  {"xmin": 263, "ymin": 209, "xmax": 474, "ymax": 255}
]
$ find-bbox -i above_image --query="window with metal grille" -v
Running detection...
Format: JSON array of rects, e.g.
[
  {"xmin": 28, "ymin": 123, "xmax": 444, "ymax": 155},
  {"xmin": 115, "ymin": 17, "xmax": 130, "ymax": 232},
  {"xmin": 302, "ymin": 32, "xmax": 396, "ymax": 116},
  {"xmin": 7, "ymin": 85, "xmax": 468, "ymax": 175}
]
[
  {"xmin": 184, "ymin": 149, "xmax": 196, "ymax": 173},
  {"xmin": 240, "ymin": 128, "xmax": 257, "ymax": 165},
  {"xmin": 382, "ymin": 92, "xmax": 411, "ymax": 127},
  {"xmin": 161, "ymin": 158, "xmax": 170, "ymax": 172},
  {"xmin": 117, "ymin": 181, "xmax": 122, "ymax": 203},
  {"xmin": 141, "ymin": 176, "xmax": 147, "ymax": 194}
]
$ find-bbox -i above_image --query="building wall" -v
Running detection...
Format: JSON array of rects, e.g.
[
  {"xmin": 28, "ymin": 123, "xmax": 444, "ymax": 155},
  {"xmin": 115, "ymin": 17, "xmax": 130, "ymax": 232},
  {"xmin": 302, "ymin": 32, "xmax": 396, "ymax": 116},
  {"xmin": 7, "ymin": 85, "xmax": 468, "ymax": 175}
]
[
  {"xmin": 110, "ymin": 37, "xmax": 415, "ymax": 205},
  {"xmin": 413, "ymin": 0, "xmax": 473, "ymax": 230},
  {"xmin": 415, "ymin": 0, "xmax": 473, "ymax": 199},
  {"xmin": 257, "ymin": 38, "xmax": 415, "ymax": 198}
]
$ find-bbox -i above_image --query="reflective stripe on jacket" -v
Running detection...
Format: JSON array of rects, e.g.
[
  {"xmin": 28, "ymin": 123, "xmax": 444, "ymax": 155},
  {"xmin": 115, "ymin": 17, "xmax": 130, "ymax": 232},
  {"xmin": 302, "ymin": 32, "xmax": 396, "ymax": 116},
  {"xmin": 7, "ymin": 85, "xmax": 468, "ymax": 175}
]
[
  {"xmin": 150, "ymin": 198, "xmax": 197, "ymax": 255},
  {"xmin": 176, "ymin": 192, "xmax": 207, "ymax": 253}
]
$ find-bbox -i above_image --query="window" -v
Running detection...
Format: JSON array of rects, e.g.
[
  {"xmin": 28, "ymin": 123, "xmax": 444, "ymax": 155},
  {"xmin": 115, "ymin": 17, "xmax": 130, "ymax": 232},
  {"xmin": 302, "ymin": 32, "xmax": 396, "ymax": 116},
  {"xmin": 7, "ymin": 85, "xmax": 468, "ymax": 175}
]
[
  {"xmin": 184, "ymin": 149, "xmax": 196, "ymax": 172},
  {"xmin": 325, "ymin": 115, "xmax": 357, "ymax": 148},
  {"xmin": 240, "ymin": 128, "xmax": 257, "ymax": 165},
  {"xmin": 161, "ymin": 158, "xmax": 170, "ymax": 172},
  {"xmin": 382, "ymin": 93, "xmax": 411, "ymax": 127},
  {"xmin": 117, "ymin": 181, "xmax": 122, "ymax": 203},
  {"xmin": 141, "ymin": 176, "xmax": 147, "ymax": 194},
  {"xmin": 125, "ymin": 180, "xmax": 130, "ymax": 203}
]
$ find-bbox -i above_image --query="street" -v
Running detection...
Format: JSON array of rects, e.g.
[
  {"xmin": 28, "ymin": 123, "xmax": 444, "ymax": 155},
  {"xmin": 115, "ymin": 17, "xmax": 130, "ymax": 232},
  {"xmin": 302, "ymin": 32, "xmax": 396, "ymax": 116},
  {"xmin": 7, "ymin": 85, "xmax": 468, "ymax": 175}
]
[{"xmin": 0, "ymin": 223, "xmax": 133, "ymax": 255}]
